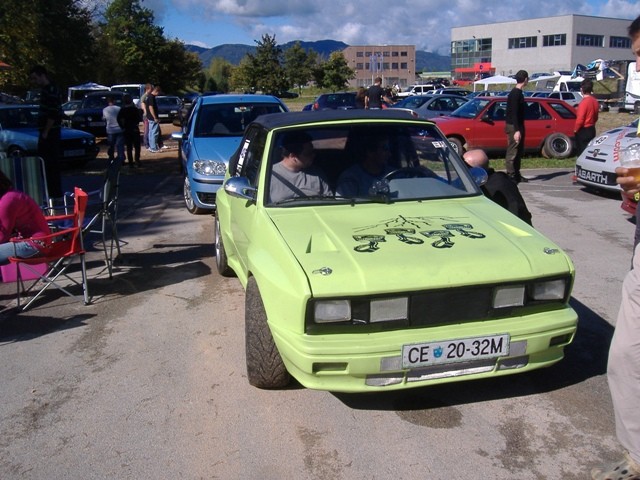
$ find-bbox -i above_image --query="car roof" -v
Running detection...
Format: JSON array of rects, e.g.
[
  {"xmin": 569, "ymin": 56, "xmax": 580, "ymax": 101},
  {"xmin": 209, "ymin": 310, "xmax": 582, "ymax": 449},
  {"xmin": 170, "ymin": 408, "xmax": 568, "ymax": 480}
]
[
  {"xmin": 199, "ymin": 94, "xmax": 283, "ymax": 105},
  {"xmin": 252, "ymin": 109, "xmax": 423, "ymax": 130}
]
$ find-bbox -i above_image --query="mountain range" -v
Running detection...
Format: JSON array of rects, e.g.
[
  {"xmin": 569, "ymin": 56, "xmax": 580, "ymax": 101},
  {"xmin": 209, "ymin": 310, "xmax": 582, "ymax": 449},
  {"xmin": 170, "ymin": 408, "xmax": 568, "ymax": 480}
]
[{"xmin": 185, "ymin": 40, "xmax": 451, "ymax": 73}]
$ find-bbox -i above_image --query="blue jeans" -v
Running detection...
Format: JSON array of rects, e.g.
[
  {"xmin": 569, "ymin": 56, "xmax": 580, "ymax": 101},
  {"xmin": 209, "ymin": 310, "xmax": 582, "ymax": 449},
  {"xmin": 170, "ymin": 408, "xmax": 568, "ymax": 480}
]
[
  {"xmin": 0, "ymin": 241, "xmax": 40, "ymax": 265},
  {"xmin": 107, "ymin": 132, "xmax": 125, "ymax": 161},
  {"xmin": 148, "ymin": 120, "xmax": 159, "ymax": 151}
]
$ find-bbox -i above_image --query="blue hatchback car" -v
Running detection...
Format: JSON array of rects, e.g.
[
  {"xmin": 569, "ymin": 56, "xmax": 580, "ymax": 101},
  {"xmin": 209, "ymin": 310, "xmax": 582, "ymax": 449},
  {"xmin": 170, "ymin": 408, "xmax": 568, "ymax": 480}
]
[{"xmin": 173, "ymin": 94, "xmax": 288, "ymax": 214}]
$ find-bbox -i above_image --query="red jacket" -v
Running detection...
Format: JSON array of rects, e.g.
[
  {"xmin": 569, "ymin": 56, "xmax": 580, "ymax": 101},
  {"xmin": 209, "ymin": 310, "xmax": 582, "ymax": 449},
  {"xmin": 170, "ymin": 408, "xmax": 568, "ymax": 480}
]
[{"xmin": 574, "ymin": 95, "xmax": 599, "ymax": 132}]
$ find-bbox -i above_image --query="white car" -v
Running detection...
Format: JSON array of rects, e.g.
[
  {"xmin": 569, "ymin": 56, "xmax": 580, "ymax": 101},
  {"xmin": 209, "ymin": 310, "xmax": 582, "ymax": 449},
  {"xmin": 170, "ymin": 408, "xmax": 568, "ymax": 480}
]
[
  {"xmin": 575, "ymin": 118, "xmax": 640, "ymax": 191},
  {"xmin": 396, "ymin": 84, "xmax": 439, "ymax": 98},
  {"xmin": 548, "ymin": 91, "xmax": 583, "ymax": 107}
]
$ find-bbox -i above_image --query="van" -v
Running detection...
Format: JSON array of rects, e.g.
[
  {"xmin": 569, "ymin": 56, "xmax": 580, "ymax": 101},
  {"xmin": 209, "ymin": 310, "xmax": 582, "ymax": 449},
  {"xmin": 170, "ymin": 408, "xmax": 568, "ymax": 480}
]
[{"xmin": 110, "ymin": 84, "xmax": 146, "ymax": 106}]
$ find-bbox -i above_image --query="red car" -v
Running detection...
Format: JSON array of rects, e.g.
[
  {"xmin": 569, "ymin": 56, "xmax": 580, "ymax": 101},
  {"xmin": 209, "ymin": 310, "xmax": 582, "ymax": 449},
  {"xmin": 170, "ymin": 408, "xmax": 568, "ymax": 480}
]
[{"xmin": 432, "ymin": 97, "xmax": 576, "ymax": 159}]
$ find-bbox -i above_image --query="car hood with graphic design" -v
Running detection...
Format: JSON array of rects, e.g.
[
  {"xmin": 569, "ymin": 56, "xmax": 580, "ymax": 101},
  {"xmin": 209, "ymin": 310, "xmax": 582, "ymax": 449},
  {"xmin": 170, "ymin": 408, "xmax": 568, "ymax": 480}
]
[
  {"xmin": 575, "ymin": 118, "xmax": 640, "ymax": 192},
  {"xmin": 267, "ymin": 199, "xmax": 573, "ymax": 297}
]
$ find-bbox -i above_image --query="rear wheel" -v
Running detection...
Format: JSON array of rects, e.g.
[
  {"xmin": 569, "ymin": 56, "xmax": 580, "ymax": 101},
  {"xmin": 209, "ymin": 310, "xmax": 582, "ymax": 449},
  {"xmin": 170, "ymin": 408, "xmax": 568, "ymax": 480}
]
[
  {"xmin": 214, "ymin": 215, "xmax": 234, "ymax": 277},
  {"xmin": 245, "ymin": 277, "xmax": 290, "ymax": 389},
  {"xmin": 542, "ymin": 133, "xmax": 573, "ymax": 159},
  {"xmin": 183, "ymin": 176, "xmax": 206, "ymax": 214}
]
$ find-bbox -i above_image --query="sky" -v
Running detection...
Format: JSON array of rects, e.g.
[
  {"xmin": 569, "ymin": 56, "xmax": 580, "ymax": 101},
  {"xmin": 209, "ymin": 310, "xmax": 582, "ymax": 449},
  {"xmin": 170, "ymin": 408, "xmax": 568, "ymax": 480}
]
[{"xmin": 138, "ymin": 0, "xmax": 638, "ymax": 55}]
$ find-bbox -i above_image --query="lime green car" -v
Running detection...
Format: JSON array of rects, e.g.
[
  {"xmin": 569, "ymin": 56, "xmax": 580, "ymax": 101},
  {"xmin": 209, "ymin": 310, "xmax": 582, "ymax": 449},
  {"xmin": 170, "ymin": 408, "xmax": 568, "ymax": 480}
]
[{"xmin": 215, "ymin": 110, "xmax": 577, "ymax": 393}]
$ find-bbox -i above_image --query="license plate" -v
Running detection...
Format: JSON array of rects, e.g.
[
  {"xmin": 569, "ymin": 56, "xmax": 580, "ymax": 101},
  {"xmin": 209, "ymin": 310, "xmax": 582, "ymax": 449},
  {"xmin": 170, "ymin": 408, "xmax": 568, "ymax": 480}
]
[
  {"xmin": 402, "ymin": 334, "xmax": 509, "ymax": 368},
  {"xmin": 159, "ymin": 113, "xmax": 168, "ymax": 118},
  {"xmin": 63, "ymin": 149, "xmax": 85, "ymax": 157}
]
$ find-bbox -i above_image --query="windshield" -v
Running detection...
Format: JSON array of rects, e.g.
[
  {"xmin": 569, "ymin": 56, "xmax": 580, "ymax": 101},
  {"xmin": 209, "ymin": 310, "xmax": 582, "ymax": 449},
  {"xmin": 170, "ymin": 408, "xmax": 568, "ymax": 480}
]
[
  {"xmin": 82, "ymin": 95, "xmax": 122, "ymax": 109},
  {"xmin": 265, "ymin": 122, "xmax": 482, "ymax": 206},
  {"xmin": 0, "ymin": 107, "xmax": 39, "ymax": 129},
  {"xmin": 195, "ymin": 103, "xmax": 285, "ymax": 137},
  {"xmin": 449, "ymin": 98, "xmax": 490, "ymax": 118},
  {"xmin": 111, "ymin": 86, "xmax": 141, "ymax": 98}
]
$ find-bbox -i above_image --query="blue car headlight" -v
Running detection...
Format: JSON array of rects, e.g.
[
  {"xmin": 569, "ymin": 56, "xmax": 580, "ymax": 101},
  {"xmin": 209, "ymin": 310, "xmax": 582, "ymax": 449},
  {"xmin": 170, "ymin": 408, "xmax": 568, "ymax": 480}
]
[{"xmin": 194, "ymin": 160, "xmax": 227, "ymax": 176}]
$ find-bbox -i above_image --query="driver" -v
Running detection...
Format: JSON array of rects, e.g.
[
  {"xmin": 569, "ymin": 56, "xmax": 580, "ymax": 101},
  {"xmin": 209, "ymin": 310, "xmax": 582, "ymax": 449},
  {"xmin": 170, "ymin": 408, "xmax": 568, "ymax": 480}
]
[{"xmin": 336, "ymin": 137, "xmax": 394, "ymax": 197}]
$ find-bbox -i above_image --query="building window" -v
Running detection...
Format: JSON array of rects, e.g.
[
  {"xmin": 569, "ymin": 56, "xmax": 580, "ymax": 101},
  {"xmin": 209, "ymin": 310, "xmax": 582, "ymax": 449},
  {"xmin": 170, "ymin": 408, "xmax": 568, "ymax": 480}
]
[
  {"xmin": 392, "ymin": 51, "xmax": 399, "ymax": 57},
  {"xmin": 577, "ymin": 34, "xmax": 604, "ymax": 47},
  {"xmin": 543, "ymin": 34, "xmax": 566, "ymax": 47},
  {"xmin": 610, "ymin": 36, "xmax": 631, "ymax": 49},
  {"xmin": 356, "ymin": 52, "xmax": 364, "ymax": 57},
  {"xmin": 508, "ymin": 36, "xmax": 537, "ymax": 49},
  {"xmin": 356, "ymin": 63, "xmax": 364, "ymax": 70},
  {"xmin": 400, "ymin": 51, "xmax": 407, "ymax": 57},
  {"xmin": 391, "ymin": 63, "xmax": 398, "ymax": 69},
  {"xmin": 401, "ymin": 62, "xmax": 408, "ymax": 69}
]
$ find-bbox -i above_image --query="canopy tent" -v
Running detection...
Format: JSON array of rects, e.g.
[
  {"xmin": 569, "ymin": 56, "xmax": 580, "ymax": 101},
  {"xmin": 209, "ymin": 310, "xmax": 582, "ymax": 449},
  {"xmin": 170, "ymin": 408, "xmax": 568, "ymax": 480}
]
[
  {"xmin": 473, "ymin": 75, "xmax": 516, "ymax": 91},
  {"xmin": 67, "ymin": 82, "xmax": 110, "ymax": 101}
]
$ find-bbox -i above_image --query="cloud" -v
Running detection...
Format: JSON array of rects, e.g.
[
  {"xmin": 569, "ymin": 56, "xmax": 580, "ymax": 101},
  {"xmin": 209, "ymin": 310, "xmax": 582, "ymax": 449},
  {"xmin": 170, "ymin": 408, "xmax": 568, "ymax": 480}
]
[{"xmin": 160, "ymin": 0, "xmax": 637, "ymax": 54}]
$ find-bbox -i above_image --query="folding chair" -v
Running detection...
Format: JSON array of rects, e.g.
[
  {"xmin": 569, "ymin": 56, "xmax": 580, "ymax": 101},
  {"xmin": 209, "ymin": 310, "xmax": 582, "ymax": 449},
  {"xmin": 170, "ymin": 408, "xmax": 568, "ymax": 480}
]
[
  {"xmin": 8, "ymin": 187, "xmax": 90, "ymax": 310},
  {"xmin": 0, "ymin": 152, "xmax": 50, "ymax": 207},
  {"xmin": 82, "ymin": 158, "xmax": 123, "ymax": 278}
]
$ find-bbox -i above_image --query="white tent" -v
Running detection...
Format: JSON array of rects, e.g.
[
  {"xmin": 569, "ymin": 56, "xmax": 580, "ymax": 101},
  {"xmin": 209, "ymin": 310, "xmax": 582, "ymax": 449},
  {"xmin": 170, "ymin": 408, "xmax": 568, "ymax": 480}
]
[{"xmin": 473, "ymin": 75, "xmax": 516, "ymax": 91}]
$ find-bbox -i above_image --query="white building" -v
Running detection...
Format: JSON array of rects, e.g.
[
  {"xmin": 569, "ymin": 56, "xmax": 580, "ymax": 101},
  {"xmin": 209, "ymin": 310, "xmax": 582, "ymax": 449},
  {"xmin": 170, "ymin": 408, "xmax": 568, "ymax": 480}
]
[{"xmin": 451, "ymin": 15, "xmax": 634, "ymax": 83}]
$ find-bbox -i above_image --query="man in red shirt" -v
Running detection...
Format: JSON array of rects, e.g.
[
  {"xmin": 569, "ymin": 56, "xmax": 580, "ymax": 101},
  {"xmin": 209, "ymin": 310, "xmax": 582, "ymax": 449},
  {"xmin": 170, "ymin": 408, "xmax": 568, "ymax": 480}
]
[{"xmin": 573, "ymin": 79, "xmax": 599, "ymax": 157}]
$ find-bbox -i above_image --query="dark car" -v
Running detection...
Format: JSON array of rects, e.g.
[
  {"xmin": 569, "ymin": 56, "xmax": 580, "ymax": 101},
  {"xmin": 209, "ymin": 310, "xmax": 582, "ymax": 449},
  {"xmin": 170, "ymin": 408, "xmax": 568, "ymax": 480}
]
[
  {"xmin": 71, "ymin": 91, "xmax": 125, "ymax": 136},
  {"xmin": 156, "ymin": 95, "xmax": 183, "ymax": 124},
  {"xmin": 389, "ymin": 94, "xmax": 469, "ymax": 119},
  {"xmin": 311, "ymin": 92, "xmax": 357, "ymax": 111},
  {"xmin": 0, "ymin": 104, "xmax": 99, "ymax": 167}
]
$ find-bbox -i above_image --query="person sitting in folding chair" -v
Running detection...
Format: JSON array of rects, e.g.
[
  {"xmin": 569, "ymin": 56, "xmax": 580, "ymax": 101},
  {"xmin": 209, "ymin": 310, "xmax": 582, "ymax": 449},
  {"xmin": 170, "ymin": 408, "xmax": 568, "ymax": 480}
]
[{"xmin": 0, "ymin": 170, "xmax": 51, "ymax": 265}]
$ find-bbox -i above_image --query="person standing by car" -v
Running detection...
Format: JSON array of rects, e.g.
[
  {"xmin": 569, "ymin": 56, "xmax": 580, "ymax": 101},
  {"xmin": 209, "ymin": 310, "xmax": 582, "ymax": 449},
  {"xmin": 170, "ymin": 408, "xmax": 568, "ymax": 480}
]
[
  {"xmin": 102, "ymin": 96, "xmax": 124, "ymax": 163},
  {"xmin": 504, "ymin": 70, "xmax": 529, "ymax": 183},
  {"xmin": 117, "ymin": 94, "xmax": 142, "ymax": 167},
  {"xmin": 28, "ymin": 65, "xmax": 63, "ymax": 198},
  {"xmin": 590, "ymin": 15, "xmax": 640, "ymax": 480},
  {"xmin": 140, "ymin": 83, "xmax": 152, "ymax": 149},
  {"xmin": 574, "ymin": 79, "xmax": 599, "ymax": 157},
  {"xmin": 463, "ymin": 149, "xmax": 532, "ymax": 226},
  {"xmin": 365, "ymin": 77, "xmax": 390, "ymax": 109},
  {"xmin": 355, "ymin": 87, "xmax": 366, "ymax": 109},
  {"xmin": 144, "ymin": 85, "xmax": 161, "ymax": 153}
]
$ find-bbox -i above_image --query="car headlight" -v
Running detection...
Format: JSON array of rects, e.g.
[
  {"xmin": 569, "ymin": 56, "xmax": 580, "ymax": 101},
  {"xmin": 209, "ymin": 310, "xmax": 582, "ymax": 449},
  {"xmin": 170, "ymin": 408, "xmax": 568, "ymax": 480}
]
[
  {"xmin": 194, "ymin": 160, "xmax": 227, "ymax": 176},
  {"xmin": 313, "ymin": 297, "xmax": 408, "ymax": 324},
  {"xmin": 531, "ymin": 278, "xmax": 567, "ymax": 301}
]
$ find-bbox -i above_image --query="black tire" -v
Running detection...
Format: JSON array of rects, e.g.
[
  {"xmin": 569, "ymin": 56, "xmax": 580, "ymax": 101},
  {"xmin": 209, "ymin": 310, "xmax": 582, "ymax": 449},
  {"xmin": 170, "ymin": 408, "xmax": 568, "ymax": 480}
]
[
  {"xmin": 183, "ymin": 176, "xmax": 207, "ymax": 214},
  {"xmin": 214, "ymin": 215, "xmax": 235, "ymax": 277},
  {"xmin": 447, "ymin": 137, "xmax": 464, "ymax": 155},
  {"xmin": 542, "ymin": 133, "xmax": 573, "ymax": 159},
  {"xmin": 635, "ymin": 102, "xmax": 640, "ymax": 115},
  {"xmin": 245, "ymin": 277, "xmax": 290, "ymax": 389}
]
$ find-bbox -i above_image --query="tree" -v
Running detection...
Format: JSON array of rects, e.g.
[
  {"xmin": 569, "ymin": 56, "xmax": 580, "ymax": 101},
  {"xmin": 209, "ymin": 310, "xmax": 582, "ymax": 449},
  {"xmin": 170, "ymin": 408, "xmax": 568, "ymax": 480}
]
[
  {"xmin": 0, "ymin": 0, "xmax": 96, "ymax": 95},
  {"xmin": 244, "ymin": 34, "xmax": 289, "ymax": 94},
  {"xmin": 207, "ymin": 57, "xmax": 233, "ymax": 93},
  {"xmin": 320, "ymin": 52, "xmax": 355, "ymax": 92},
  {"xmin": 283, "ymin": 42, "xmax": 315, "ymax": 92}
]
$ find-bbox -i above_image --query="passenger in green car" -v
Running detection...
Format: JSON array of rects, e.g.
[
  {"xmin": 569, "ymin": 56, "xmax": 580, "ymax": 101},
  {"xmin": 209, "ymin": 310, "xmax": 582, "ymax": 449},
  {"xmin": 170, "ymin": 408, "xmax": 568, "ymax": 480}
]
[
  {"xmin": 269, "ymin": 131, "xmax": 333, "ymax": 203},
  {"xmin": 336, "ymin": 136, "xmax": 394, "ymax": 197}
]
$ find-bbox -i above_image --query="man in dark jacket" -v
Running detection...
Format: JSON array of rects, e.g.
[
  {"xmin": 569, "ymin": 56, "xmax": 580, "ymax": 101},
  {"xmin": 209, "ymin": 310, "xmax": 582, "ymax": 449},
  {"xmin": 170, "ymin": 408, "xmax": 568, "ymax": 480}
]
[
  {"xmin": 463, "ymin": 149, "xmax": 532, "ymax": 226},
  {"xmin": 504, "ymin": 70, "xmax": 529, "ymax": 183}
]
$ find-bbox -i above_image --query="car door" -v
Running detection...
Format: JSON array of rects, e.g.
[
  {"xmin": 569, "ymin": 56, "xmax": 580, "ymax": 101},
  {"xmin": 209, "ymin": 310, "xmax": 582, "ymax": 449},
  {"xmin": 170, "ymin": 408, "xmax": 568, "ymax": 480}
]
[
  {"xmin": 466, "ymin": 100, "xmax": 508, "ymax": 149},
  {"xmin": 226, "ymin": 126, "xmax": 267, "ymax": 274},
  {"xmin": 522, "ymin": 100, "xmax": 554, "ymax": 149}
]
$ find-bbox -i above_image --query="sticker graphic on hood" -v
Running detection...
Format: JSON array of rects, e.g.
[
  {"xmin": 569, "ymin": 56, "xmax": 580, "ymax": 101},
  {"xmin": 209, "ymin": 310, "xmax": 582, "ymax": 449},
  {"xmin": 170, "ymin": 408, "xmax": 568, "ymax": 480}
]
[{"xmin": 353, "ymin": 215, "xmax": 486, "ymax": 252}]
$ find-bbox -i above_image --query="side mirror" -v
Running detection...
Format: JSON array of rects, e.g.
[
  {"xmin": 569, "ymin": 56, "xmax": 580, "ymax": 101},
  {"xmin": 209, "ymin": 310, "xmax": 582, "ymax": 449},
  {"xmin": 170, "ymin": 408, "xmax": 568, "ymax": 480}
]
[
  {"xmin": 468, "ymin": 167, "xmax": 488, "ymax": 187},
  {"xmin": 224, "ymin": 176, "xmax": 257, "ymax": 201}
]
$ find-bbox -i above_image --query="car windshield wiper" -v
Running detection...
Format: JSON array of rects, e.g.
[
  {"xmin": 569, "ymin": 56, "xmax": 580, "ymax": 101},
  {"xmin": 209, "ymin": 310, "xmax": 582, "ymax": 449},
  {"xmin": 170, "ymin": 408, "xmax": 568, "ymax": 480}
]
[{"xmin": 272, "ymin": 195, "xmax": 353, "ymax": 206}]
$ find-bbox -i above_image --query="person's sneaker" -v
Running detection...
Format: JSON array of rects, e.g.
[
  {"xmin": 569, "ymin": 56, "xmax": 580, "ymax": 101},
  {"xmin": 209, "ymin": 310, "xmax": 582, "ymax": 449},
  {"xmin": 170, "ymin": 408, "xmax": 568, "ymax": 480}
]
[
  {"xmin": 161, "ymin": 145, "xmax": 169, "ymax": 150},
  {"xmin": 148, "ymin": 148, "xmax": 159, "ymax": 153}
]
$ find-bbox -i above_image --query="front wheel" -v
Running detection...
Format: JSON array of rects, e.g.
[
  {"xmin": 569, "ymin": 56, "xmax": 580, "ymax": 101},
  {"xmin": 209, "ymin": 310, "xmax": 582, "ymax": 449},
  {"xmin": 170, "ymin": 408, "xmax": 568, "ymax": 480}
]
[
  {"xmin": 447, "ymin": 137, "xmax": 464, "ymax": 156},
  {"xmin": 542, "ymin": 133, "xmax": 573, "ymax": 159},
  {"xmin": 214, "ymin": 215, "xmax": 234, "ymax": 277},
  {"xmin": 245, "ymin": 277, "xmax": 290, "ymax": 389},
  {"xmin": 183, "ymin": 176, "xmax": 206, "ymax": 214}
]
